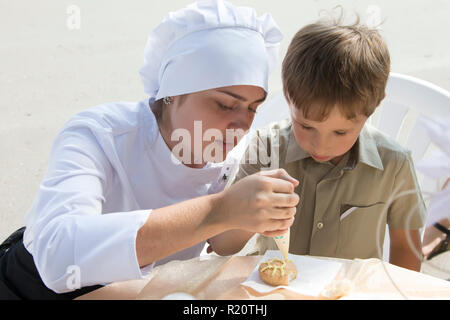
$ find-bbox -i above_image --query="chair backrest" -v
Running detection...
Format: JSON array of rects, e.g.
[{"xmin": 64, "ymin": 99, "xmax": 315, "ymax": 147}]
[
  {"xmin": 368, "ymin": 73, "xmax": 450, "ymax": 194},
  {"xmin": 251, "ymin": 72, "xmax": 450, "ymax": 260}
]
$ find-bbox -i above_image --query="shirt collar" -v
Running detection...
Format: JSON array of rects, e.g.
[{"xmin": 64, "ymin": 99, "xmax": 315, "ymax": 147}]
[
  {"xmin": 285, "ymin": 124, "xmax": 310, "ymax": 163},
  {"xmin": 354, "ymin": 124, "xmax": 384, "ymax": 171},
  {"xmin": 285, "ymin": 122, "xmax": 384, "ymax": 171}
]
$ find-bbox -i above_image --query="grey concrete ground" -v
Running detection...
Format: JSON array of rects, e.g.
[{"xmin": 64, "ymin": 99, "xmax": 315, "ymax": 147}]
[{"xmin": 1, "ymin": 1, "xmax": 449, "ymax": 281}]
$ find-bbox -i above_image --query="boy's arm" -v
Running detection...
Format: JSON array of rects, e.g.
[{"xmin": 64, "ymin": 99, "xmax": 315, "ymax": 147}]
[
  {"xmin": 387, "ymin": 152, "xmax": 426, "ymax": 271},
  {"xmin": 422, "ymin": 179, "xmax": 450, "ymax": 256},
  {"xmin": 389, "ymin": 228, "xmax": 422, "ymax": 271}
]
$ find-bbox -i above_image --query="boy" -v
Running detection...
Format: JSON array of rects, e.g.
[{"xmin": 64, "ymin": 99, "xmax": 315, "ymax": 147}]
[{"xmin": 208, "ymin": 17, "xmax": 426, "ymax": 271}]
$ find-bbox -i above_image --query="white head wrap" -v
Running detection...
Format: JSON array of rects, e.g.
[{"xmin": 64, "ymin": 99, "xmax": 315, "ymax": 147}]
[{"xmin": 139, "ymin": 0, "xmax": 283, "ymax": 103}]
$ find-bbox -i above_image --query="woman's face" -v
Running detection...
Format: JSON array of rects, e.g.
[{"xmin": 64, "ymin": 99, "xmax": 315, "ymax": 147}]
[{"xmin": 161, "ymin": 85, "xmax": 266, "ymax": 167}]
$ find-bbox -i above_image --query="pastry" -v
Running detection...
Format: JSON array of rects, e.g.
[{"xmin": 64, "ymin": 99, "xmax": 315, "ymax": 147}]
[{"xmin": 258, "ymin": 258, "xmax": 298, "ymax": 286}]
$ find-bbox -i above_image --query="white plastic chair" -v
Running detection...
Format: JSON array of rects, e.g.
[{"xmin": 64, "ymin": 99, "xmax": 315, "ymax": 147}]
[{"xmin": 251, "ymin": 72, "xmax": 450, "ymax": 261}]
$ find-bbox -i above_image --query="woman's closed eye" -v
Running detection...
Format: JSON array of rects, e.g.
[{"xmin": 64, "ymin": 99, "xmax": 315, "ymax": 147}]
[
  {"xmin": 217, "ymin": 102, "xmax": 234, "ymax": 111},
  {"xmin": 217, "ymin": 102, "xmax": 257, "ymax": 114}
]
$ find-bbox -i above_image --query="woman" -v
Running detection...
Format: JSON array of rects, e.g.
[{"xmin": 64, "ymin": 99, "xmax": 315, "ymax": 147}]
[{"xmin": 0, "ymin": 0, "xmax": 299, "ymax": 299}]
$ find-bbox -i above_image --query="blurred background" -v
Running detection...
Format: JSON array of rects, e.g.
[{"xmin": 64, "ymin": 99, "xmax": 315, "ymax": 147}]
[{"xmin": 1, "ymin": 0, "xmax": 449, "ymax": 243}]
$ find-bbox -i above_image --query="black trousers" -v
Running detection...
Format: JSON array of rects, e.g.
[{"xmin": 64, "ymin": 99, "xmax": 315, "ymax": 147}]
[{"xmin": 0, "ymin": 227, "xmax": 102, "ymax": 300}]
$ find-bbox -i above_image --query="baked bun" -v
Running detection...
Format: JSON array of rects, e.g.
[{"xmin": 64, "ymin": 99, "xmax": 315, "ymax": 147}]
[{"xmin": 258, "ymin": 258, "xmax": 298, "ymax": 286}]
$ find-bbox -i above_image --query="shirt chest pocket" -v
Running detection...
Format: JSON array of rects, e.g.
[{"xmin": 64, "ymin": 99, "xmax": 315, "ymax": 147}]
[{"xmin": 335, "ymin": 202, "xmax": 387, "ymax": 260}]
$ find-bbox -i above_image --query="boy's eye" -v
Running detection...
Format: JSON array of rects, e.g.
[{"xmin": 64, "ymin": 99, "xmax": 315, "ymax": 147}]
[
  {"xmin": 335, "ymin": 131, "xmax": 347, "ymax": 136},
  {"xmin": 300, "ymin": 124, "xmax": 312, "ymax": 130},
  {"xmin": 248, "ymin": 107, "xmax": 258, "ymax": 114}
]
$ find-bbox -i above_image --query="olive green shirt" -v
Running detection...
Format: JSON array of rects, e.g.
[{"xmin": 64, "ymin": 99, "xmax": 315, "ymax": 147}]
[{"xmin": 234, "ymin": 118, "xmax": 427, "ymax": 260}]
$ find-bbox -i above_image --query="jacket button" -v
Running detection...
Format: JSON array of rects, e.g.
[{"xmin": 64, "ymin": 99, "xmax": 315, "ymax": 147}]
[{"xmin": 317, "ymin": 222, "xmax": 324, "ymax": 230}]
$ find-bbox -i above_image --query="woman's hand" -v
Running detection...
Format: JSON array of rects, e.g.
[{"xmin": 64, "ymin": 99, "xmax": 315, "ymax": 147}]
[{"xmin": 213, "ymin": 168, "xmax": 299, "ymax": 236}]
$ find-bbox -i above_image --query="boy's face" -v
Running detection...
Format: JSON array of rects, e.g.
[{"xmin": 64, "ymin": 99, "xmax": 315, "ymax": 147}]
[{"xmin": 289, "ymin": 104, "xmax": 368, "ymax": 165}]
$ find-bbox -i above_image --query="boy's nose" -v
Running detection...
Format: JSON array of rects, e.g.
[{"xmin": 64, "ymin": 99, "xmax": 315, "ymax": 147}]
[{"xmin": 311, "ymin": 135, "xmax": 328, "ymax": 155}]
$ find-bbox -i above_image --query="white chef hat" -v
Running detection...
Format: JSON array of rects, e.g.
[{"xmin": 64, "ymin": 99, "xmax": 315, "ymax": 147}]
[{"xmin": 139, "ymin": 0, "xmax": 283, "ymax": 102}]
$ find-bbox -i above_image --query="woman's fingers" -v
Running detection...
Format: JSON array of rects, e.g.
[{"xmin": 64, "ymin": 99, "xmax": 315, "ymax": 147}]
[
  {"xmin": 270, "ymin": 206, "xmax": 296, "ymax": 219},
  {"xmin": 259, "ymin": 217, "xmax": 294, "ymax": 234},
  {"xmin": 269, "ymin": 192, "xmax": 300, "ymax": 208},
  {"xmin": 261, "ymin": 217, "xmax": 294, "ymax": 236},
  {"xmin": 259, "ymin": 168, "xmax": 299, "ymax": 188},
  {"xmin": 226, "ymin": 169, "xmax": 299, "ymax": 234},
  {"xmin": 265, "ymin": 176, "xmax": 296, "ymax": 193},
  {"xmin": 272, "ymin": 217, "xmax": 295, "ymax": 230}
]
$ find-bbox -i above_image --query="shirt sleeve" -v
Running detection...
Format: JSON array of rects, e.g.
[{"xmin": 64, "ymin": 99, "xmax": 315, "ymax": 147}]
[
  {"xmin": 387, "ymin": 151, "xmax": 427, "ymax": 230},
  {"xmin": 26, "ymin": 125, "xmax": 152, "ymax": 294}
]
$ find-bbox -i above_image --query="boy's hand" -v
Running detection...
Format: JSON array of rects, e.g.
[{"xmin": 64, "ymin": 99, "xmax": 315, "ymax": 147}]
[{"xmin": 215, "ymin": 169, "xmax": 299, "ymax": 236}]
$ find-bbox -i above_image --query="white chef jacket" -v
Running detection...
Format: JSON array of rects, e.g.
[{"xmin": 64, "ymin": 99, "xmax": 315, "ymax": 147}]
[{"xmin": 22, "ymin": 99, "xmax": 240, "ymax": 293}]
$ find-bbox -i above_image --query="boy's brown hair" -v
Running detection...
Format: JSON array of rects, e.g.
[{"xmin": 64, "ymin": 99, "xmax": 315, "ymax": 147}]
[{"xmin": 282, "ymin": 14, "xmax": 391, "ymax": 121}]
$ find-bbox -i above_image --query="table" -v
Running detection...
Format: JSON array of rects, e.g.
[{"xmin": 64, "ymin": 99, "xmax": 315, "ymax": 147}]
[{"xmin": 77, "ymin": 254, "xmax": 450, "ymax": 300}]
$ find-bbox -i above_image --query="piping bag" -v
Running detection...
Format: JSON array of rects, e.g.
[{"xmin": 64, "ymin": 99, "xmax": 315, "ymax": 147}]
[
  {"xmin": 274, "ymin": 229, "xmax": 290, "ymax": 260},
  {"xmin": 273, "ymin": 171, "xmax": 298, "ymax": 261}
]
